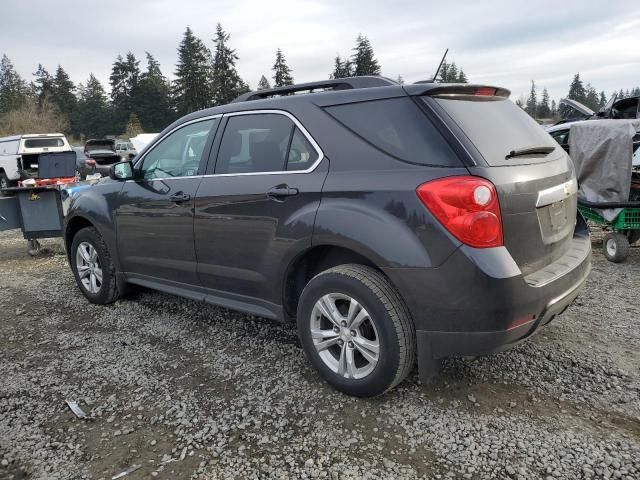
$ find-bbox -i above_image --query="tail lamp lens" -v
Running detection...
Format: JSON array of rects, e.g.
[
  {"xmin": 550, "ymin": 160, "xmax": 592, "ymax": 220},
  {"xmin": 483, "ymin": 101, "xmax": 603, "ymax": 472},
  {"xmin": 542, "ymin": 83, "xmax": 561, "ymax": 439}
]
[{"xmin": 416, "ymin": 176, "xmax": 503, "ymax": 248}]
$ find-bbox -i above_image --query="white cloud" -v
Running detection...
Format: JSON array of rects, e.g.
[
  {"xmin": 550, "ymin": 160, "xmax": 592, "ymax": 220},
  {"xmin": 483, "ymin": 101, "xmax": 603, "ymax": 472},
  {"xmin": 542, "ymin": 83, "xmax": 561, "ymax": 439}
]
[{"xmin": 2, "ymin": 0, "xmax": 639, "ymax": 102}]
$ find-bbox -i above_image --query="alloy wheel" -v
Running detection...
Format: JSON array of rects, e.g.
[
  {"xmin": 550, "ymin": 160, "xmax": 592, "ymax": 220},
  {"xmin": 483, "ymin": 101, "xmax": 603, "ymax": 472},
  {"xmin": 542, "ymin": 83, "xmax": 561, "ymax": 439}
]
[
  {"xmin": 310, "ymin": 293, "xmax": 380, "ymax": 379},
  {"xmin": 75, "ymin": 241, "xmax": 103, "ymax": 294}
]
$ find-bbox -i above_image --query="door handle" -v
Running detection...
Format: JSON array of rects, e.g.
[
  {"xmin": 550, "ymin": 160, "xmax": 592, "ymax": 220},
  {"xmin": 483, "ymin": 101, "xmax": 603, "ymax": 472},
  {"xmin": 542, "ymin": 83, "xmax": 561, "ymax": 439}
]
[
  {"xmin": 267, "ymin": 185, "xmax": 299, "ymax": 201},
  {"xmin": 170, "ymin": 192, "xmax": 191, "ymax": 203}
]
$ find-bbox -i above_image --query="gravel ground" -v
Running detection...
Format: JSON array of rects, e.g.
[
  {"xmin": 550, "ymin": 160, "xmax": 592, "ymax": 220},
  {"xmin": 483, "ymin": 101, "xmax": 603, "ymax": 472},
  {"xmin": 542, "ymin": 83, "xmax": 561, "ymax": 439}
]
[{"xmin": 0, "ymin": 228, "xmax": 638, "ymax": 480}]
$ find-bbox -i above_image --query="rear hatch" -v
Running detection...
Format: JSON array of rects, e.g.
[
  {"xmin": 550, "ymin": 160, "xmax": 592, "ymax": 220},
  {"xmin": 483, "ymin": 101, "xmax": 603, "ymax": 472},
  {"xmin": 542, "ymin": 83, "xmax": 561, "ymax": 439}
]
[
  {"xmin": 421, "ymin": 87, "xmax": 578, "ymax": 276},
  {"xmin": 84, "ymin": 139, "xmax": 121, "ymax": 165}
]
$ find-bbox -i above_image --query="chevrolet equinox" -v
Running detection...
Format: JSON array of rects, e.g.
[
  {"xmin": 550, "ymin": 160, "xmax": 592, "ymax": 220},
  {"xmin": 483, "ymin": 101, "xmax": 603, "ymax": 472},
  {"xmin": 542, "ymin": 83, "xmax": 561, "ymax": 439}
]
[{"xmin": 64, "ymin": 77, "xmax": 591, "ymax": 397}]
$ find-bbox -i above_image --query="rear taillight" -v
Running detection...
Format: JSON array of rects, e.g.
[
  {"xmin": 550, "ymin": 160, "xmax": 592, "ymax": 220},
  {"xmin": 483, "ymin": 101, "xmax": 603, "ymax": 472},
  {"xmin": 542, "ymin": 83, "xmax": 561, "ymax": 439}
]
[{"xmin": 416, "ymin": 176, "xmax": 503, "ymax": 248}]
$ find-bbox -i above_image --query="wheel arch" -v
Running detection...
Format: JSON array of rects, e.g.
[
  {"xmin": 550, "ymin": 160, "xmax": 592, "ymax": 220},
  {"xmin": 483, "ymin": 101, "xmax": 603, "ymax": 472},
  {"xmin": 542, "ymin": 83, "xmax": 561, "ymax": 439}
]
[{"xmin": 282, "ymin": 243, "xmax": 395, "ymax": 321}]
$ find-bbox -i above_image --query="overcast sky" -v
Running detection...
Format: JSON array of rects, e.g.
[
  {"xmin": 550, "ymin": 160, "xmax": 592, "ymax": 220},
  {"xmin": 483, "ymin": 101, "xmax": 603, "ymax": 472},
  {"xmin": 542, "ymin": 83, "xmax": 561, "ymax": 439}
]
[{"xmin": 2, "ymin": 0, "xmax": 640, "ymax": 103}]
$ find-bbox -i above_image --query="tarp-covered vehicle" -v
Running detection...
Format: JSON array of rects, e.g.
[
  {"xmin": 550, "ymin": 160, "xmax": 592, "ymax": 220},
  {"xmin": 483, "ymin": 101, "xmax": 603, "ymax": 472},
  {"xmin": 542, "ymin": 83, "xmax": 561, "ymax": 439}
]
[{"xmin": 570, "ymin": 119, "xmax": 640, "ymax": 262}]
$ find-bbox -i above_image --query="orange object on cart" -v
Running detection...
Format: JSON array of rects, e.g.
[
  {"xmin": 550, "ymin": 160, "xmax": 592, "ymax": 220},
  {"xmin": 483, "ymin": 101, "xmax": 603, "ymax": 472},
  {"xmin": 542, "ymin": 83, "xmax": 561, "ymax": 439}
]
[{"xmin": 18, "ymin": 177, "xmax": 77, "ymax": 188}]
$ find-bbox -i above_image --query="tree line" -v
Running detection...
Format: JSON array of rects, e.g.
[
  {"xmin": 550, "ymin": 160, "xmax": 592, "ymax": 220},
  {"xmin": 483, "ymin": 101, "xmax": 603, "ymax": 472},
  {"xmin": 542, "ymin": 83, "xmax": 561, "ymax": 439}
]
[
  {"xmin": 1, "ymin": 27, "xmax": 421, "ymax": 140},
  {"xmin": 519, "ymin": 73, "xmax": 640, "ymax": 120}
]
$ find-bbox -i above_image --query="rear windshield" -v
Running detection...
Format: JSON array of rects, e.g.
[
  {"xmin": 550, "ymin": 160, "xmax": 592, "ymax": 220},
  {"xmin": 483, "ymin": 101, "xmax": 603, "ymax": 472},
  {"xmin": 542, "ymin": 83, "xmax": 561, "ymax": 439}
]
[
  {"xmin": 430, "ymin": 96, "xmax": 559, "ymax": 165},
  {"xmin": 23, "ymin": 138, "xmax": 64, "ymax": 148},
  {"xmin": 324, "ymin": 97, "xmax": 461, "ymax": 167}
]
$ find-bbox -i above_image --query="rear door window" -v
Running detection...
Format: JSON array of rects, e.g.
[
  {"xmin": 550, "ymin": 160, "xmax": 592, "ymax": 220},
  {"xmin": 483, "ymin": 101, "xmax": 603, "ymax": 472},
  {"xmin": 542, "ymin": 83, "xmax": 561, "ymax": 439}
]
[
  {"xmin": 324, "ymin": 97, "xmax": 460, "ymax": 167},
  {"xmin": 215, "ymin": 114, "xmax": 293, "ymax": 174},
  {"xmin": 430, "ymin": 96, "xmax": 560, "ymax": 165}
]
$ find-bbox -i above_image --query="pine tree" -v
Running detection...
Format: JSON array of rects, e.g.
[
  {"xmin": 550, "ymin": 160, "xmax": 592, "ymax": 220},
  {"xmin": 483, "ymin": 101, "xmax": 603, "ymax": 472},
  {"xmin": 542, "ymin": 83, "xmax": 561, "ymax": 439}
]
[
  {"xmin": 351, "ymin": 34, "xmax": 381, "ymax": 76},
  {"xmin": 330, "ymin": 55, "xmax": 353, "ymax": 79},
  {"xmin": 32, "ymin": 64, "xmax": 54, "ymax": 107},
  {"xmin": 567, "ymin": 73, "xmax": 586, "ymax": 103},
  {"xmin": 584, "ymin": 83, "xmax": 599, "ymax": 111},
  {"xmin": 272, "ymin": 49, "xmax": 294, "ymax": 87},
  {"xmin": 550, "ymin": 99, "xmax": 557, "ymax": 118},
  {"xmin": 51, "ymin": 65, "xmax": 76, "ymax": 116},
  {"xmin": 173, "ymin": 27, "xmax": 213, "ymax": 115},
  {"xmin": 109, "ymin": 52, "xmax": 141, "ymax": 131},
  {"xmin": 396, "ymin": 75, "xmax": 404, "ymax": 85},
  {"xmin": 598, "ymin": 91, "xmax": 607, "ymax": 109},
  {"xmin": 257, "ymin": 75, "xmax": 271, "ymax": 90},
  {"xmin": 538, "ymin": 88, "xmax": 551, "ymax": 118},
  {"xmin": 71, "ymin": 74, "xmax": 112, "ymax": 138},
  {"xmin": 437, "ymin": 60, "xmax": 468, "ymax": 83},
  {"xmin": 135, "ymin": 53, "xmax": 174, "ymax": 131},
  {"xmin": 211, "ymin": 23, "xmax": 247, "ymax": 105},
  {"xmin": 0, "ymin": 54, "xmax": 28, "ymax": 114},
  {"xmin": 525, "ymin": 80, "xmax": 537, "ymax": 119}
]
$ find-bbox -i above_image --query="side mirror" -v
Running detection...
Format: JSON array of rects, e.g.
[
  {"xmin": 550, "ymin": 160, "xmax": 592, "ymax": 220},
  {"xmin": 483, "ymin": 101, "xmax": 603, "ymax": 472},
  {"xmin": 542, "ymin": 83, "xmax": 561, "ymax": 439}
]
[{"xmin": 109, "ymin": 161, "xmax": 134, "ymax": 181}]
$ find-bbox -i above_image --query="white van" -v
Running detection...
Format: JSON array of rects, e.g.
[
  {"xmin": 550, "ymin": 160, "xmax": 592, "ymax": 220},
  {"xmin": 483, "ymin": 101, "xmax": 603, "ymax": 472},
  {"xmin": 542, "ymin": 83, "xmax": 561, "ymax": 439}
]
[{"xmin": 0, "ymin": 133, "xmax": 72, "ymax": 189}]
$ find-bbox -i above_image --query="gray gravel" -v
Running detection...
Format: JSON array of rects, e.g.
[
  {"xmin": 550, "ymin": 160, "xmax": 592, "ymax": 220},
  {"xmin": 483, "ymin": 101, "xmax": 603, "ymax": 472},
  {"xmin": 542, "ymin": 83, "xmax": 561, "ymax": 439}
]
[{"xmin": 0, "ymin": 228, "xmax": 638, "ymax": 480}]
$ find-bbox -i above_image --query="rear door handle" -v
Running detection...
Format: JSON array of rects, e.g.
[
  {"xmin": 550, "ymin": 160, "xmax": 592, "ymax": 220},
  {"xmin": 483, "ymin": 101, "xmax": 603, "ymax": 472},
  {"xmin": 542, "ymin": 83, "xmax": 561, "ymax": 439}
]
[
  {"xmin": 170, "ymin": 192, "xmax": 191, "ymax": 203},
  {"xmin": 267, "ymin": 185, "xmax": 299, "ymax": 201}
]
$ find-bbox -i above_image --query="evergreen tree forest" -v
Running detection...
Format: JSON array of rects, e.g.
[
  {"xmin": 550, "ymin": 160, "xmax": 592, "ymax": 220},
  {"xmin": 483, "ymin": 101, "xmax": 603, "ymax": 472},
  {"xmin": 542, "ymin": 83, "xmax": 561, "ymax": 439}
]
[{"xmin": 2, "ymin": 25, "xmax": 638, "ymax": 138}]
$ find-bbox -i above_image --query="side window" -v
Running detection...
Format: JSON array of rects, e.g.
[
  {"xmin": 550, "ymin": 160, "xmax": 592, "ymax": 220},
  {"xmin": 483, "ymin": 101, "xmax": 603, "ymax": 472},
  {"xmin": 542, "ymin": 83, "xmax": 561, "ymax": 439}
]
[
  {"xmin": 215, "ymin": 114, "xmax": 293, "ymax": 174},
  {"xmin": 141, "ymin": 119, "xmax": 216, "ymax": 179},
  {"xmin": 286, "ymin": 128, "xmax": 319, "ymax": 171},
  {"xmin": 325, "ymin": 97, "xmax": 460, "ymax": 166}
]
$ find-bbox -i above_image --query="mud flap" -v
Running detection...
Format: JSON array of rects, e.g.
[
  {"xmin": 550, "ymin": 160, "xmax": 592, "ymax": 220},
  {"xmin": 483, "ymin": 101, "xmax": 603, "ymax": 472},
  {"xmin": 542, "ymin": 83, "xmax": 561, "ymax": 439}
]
[{"xmin": 416, "ymin": 333, "xmax": 442, "ymax": 383}]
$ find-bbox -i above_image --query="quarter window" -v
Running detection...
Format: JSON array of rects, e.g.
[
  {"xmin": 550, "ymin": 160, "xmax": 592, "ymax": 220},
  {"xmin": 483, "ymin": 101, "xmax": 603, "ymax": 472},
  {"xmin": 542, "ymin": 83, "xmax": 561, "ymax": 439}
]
[
  {"xmin": 287, "ymin": 127, "xmax": 318, "ymax": 171},
  {"xmin": 141, "ymin": 119, "xmax": 216, "ymax": 179}
]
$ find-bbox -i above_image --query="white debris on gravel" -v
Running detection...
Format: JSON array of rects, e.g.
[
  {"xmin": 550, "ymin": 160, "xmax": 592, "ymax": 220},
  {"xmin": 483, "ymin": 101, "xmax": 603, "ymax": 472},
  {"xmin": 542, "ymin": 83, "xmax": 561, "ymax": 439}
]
[{"xmin": 0, "ymin": 228, "xmax": 638, "ymax": 479}]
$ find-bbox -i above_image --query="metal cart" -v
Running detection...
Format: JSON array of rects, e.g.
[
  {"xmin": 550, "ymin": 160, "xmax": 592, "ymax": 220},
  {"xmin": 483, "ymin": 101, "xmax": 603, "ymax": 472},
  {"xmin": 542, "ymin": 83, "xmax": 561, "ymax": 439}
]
[
  {"xmin": 578, "ymin": 199, "xmax": 640, "ymax": 262},
  {"xmin": 0, "ymin": 185, "xmax": 68, "ymax": 255}
]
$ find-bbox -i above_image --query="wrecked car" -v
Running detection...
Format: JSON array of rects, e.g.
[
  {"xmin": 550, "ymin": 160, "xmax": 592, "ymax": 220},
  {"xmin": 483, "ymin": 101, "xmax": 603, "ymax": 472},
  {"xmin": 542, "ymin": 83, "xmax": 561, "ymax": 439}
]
[{"xmin": 84, "ymin": 139, "xmax": 124, "ymax": 177}]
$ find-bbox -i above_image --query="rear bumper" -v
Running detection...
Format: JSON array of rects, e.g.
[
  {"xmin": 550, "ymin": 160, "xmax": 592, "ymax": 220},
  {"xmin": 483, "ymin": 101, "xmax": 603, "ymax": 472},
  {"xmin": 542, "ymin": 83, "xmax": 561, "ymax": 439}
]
[{"xmin": 383, "ymin": 215, "xmax": 591, "ymax": 363}]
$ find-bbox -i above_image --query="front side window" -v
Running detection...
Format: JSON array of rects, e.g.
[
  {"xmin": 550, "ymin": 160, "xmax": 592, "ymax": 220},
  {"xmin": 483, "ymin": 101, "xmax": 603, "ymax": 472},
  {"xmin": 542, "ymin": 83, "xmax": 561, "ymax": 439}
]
[{"xmin": 141, "ymin": 119, "xmax": 216, "ymax": 179}]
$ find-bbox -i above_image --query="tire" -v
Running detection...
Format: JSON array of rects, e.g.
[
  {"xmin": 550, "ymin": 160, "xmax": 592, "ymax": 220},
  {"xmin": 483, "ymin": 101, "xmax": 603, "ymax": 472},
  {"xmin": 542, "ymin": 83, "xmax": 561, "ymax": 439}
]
[
  {"xmin": 0, "ymin": 172, "xmax": 12, "ymax": 196},
  {"xmin": 297, "ymin": 264, "xmax": 416, "ymax": 397},
  {"xmin": 603, "ymin": 232, "xmax": 630, "ymax": 263},
  {"xmin": 626, "ymin": 230, "xmax": 640, "ymax": 245},
  {"xmin": 70, "ymin": 226, "xmax": 121, "ymax": 304}
]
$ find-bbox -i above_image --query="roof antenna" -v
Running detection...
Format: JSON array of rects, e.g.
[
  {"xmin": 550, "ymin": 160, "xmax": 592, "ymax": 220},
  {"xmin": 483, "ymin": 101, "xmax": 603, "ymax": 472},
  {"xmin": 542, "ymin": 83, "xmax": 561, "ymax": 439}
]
[{"xmin": 431, "ymin": 48, "xmax": 449, "ymax": 82}]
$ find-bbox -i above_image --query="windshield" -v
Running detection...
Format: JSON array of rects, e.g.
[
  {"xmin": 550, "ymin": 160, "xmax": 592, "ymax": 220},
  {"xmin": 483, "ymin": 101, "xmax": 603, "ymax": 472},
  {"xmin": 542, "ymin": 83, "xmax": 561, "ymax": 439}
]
[{"xmin": 429, "ymin": 96, "xmax": 560, "ymax": 166}]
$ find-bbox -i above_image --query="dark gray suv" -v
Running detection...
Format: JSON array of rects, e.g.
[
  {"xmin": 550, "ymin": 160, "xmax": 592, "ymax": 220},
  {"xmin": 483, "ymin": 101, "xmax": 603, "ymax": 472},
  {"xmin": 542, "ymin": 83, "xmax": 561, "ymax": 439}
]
[{"xmin": 64, "ymin": 77, "xmax": 591, "ymax": 397}]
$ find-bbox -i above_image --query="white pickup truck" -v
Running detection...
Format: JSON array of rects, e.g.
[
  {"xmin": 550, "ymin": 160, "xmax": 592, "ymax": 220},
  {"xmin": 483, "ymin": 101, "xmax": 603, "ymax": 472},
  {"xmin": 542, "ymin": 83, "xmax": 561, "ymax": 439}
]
[{"xmin": 0, "ymin": 133, "xmax": 72, "ymax": 190}]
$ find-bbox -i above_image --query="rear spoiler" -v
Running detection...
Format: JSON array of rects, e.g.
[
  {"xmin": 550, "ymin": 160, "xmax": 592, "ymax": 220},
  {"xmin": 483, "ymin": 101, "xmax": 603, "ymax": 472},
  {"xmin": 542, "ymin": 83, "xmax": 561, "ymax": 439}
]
[{"xmin": 404, "ymin": 83, "xmax": 511, "ymax": 98}]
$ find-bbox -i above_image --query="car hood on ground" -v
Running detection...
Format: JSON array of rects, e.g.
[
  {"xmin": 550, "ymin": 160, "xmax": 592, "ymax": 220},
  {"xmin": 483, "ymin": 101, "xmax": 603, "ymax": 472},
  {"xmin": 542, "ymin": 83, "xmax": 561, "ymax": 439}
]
[
  {"xmin": 559, "ymin": 98, "xmax": 595, "ymax": 119},
  {"xmin": 85, "ymin": 139, "xmax": 116, "ymax": 152}
]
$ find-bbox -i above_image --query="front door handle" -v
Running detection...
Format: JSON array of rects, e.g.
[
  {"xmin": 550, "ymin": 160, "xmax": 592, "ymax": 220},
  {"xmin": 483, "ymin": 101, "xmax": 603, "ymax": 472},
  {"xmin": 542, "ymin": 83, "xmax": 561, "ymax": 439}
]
[
  {"xmin": 267, "ymin": 185, "xmax": 299, "ymax": 201},
  {"xmin": 170, "ymin": 192, "xmax": 191, "ymax": 203}
]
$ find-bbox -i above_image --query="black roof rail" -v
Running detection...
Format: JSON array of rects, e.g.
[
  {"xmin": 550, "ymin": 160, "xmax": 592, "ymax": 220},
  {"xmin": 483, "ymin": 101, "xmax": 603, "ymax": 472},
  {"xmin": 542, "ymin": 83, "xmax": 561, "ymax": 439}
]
[{"xmin": 233, "ymin": 76, "xmax": 398, "ymax": 102}]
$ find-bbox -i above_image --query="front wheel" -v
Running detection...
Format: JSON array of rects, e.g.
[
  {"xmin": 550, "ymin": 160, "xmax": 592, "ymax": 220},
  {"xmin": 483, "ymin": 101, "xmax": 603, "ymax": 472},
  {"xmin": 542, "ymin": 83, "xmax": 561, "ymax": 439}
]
[
  {"xmin": 70, "ymin": 227, "xmax": 121, "ymax": 304},
  {"xmin": 603, "ymin": 232, "xmax": 629, "ymax": 263},
  {"xmin": 297, "ymin": 265, "xmax": 416, "ymax": 397}
]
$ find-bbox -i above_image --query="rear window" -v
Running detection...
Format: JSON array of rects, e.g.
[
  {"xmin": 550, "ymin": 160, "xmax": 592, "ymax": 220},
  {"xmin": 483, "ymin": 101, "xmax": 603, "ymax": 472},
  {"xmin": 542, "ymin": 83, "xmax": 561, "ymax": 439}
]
[
  {"xmin": 324, "ymin": 97, "xmax": 461, "ymax": 167},
  {"xmin": 430, "ymin": 96, "xmax": 559, "ymax": 165},
  {"xmin": 23, "ymin": 138, "xmax": 64, "ymax": 148}
]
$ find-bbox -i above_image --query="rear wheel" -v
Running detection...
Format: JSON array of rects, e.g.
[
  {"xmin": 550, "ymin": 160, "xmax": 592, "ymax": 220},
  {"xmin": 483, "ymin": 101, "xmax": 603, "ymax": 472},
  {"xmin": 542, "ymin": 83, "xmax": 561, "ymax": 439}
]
[
  {"xmin": 70, "ymin": 227, "xmax": 121, "ymax": 304},
  {"xmin": 603, "ymin": 232, "xmax": 629, "ymax": 263},
  {"xmin": 297, "ymin": 264, "xmax": 416, "ymax": 397}
]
